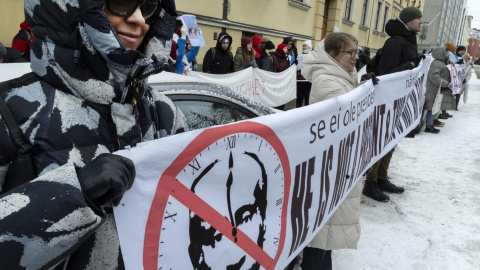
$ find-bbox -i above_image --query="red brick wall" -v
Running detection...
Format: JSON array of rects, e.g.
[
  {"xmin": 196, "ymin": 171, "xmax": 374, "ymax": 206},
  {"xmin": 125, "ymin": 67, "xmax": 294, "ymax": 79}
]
[{"xmin": 468, "ymin": 38, "xmax": 480, "ymax": 62}]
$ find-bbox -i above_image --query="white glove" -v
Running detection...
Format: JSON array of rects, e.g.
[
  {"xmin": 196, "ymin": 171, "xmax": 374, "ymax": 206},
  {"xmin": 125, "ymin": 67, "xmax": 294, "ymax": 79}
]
[{"xmin": 181, "ymin": 25, "xmax": 188, "ymax": 39}]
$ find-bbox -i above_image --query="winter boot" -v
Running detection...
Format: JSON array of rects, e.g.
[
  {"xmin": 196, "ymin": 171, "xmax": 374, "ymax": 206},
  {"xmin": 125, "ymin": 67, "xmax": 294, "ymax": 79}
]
[
  {"xmin": 433, "ymin": 119, "xmax": 445, "ymax": 127},
  {"xmin": 377, "ymin": 178, "xmax": 405, "ymax": 194},
  {"xmin": 437, "ymin": 114, "xmax": 448, "ymax": 120},
  {"xmin": 441, "ymin": 112, "xmax": 453, "ymax": 118},
  {"xmin": 363, "ymin": 181, "xmax": 390, "ymax": 202},
  {"xmin": 425, "ymin": 125, "xmax": 440, "ymax": 133}
]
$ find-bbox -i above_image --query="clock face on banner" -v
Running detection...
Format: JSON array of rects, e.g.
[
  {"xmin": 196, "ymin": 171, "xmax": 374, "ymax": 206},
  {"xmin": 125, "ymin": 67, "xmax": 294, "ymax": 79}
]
[{"xmin": 143, "ymin": 122, "xmax": 291, "ymax": 270}]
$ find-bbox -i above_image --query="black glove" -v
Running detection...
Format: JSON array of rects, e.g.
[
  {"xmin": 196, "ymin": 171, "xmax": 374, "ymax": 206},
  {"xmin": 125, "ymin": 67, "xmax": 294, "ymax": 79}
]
[
  {"xmin": 360, "ymin": 72, "xmax": 380, "ymax": 85},
  {"xmin": 414, "ymin": 54, "xmax": 426, "ymax": 67},
  {"xmin": 77, "ymin": 153, "xmax": 135, "ymax": 207}
]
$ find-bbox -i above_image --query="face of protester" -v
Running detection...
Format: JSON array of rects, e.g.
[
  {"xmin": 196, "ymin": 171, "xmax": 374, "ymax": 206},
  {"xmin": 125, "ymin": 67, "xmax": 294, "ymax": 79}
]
[
  {"xmin": 105, "ymin": 5, "xmax": 150, "ymax": 50},
  {"xmin": 406, "ymin": 17, "xmax": 423, "ymax": 32},
  {"xmin": 331, "ymin": 41, "xmax": 359, "ymax": 73},
  {"xmin": 246, "ymin": 43, "xmax": 253, "ymax": 52},
  {"xmin": 283, "ymin": 47, "xmax": 288, "ymax": 54},
  {"xmin": 458, "ymin": 50, "xmax": 466, "ymax": 56},
  {"xmin": 221, "ymin": 41, "xmax": 230, "ymax": 51},
  {"xmin": 302, "ymin": 44, "xmax": 310, "ymax": 51},
  {"xmin": 287, "ymin": 43, "xmax": 293, "ymax": 50}
]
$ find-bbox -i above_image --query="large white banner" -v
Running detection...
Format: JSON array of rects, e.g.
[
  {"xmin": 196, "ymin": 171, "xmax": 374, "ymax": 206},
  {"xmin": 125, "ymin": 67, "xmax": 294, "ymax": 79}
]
[
  {"xmin": 187, "ymin": 66, "xmax": 297, "ymax": 107},
  {"xmin": 447, "ymin": 63, "xmax": 466, "ymax": 94},
  {"xmin": 113, "ymin": 58, "xmax": 430, "ymax": 270}
]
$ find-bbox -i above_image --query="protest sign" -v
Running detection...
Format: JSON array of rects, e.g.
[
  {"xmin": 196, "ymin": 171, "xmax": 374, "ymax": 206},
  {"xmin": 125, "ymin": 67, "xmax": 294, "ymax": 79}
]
[
  {"xmin": 447, "ymin": 63, "xmax": 466, "ymax": 94},
  {"xmin": 188, "ymin": 65, "xmax": 297, "ymax": 107},
  {"xmin": 181, "ymin": 15, "xmax": 205, "ymax": 46},
  {"xmin": 113, "ymin": 57, "xmax": 431, "ymax": 270}
]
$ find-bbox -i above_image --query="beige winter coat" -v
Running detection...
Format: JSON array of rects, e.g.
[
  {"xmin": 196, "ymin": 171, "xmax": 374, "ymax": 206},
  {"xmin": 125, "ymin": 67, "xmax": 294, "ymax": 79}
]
[{"xmin": 301, "ymin": 40, "xmax": 362, "ymax": 250}]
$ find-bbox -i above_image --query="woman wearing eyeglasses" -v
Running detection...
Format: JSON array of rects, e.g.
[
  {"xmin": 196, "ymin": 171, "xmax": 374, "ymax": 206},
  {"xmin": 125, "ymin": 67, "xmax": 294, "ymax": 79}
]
[
  {"xmin": 299, "ymin": 32, "xmax": 373, "ymax": 270},
  {"xmin": 0, "ymin": 0, "xmax": 186, "ymax": 269}
]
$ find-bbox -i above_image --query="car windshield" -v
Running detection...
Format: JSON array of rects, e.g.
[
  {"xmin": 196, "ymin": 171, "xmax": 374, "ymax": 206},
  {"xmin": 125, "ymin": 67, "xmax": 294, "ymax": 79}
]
[{"xmin": 174, "ymin": 100, "xmax": 250, "ymax": 130}]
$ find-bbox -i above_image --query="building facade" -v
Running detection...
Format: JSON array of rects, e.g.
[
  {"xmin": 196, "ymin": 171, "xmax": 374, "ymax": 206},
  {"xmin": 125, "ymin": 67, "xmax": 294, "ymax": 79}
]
[
  {"xmin": 418, "ymin": 0, "xmax": 468, "ymax": 52},
  {"xmin": 0, "ymin": 0, "xmax": 24, "ymax": 47}
]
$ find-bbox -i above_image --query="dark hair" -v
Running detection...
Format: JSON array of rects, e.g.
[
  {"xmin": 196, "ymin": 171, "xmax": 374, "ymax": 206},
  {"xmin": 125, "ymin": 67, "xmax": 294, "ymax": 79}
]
[{"xmin": 324, "ymin": 33, "xmax": 358, "ymax": 56}]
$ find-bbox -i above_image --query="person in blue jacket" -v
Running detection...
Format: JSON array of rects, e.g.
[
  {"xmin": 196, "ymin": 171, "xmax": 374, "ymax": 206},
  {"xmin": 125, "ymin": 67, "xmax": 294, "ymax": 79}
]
[{"xmin": 175, "ymin": 25, "xmax": 200, "ymax": 74}]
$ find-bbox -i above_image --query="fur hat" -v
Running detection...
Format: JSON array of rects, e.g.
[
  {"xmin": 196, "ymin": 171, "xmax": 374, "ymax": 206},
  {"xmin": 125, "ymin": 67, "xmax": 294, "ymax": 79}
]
[
  {"xmin": 0, "ymin": 42, "xmax": 6, "ymax": 60},
  {"xmin": 399, "ymin": 7, "xmax": 422, "ymax": 24},
  {"xmin": 241, "ymin": 37, "xmax": 252, "ymax": 49},
  {"xmin": 262, "ymin": 36, "xmax": 272, "ymax": 43},
  {"xmin": 303, "ymin": 40, "xmax": 312, "ymax": 50},
  {"xmin": 445, "ymin": 43, "xmax": 457, "ymax": 53},
  {"xmin": 265, "ymin": 40, "xmax": 275, "ymax": 50}
]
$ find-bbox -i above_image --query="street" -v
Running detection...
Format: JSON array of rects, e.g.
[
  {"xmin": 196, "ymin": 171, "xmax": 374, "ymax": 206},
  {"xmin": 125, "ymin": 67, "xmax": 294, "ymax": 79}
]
[{"xmin": 333, "ymin": 71, "xmax": 480, "ymax": 269}]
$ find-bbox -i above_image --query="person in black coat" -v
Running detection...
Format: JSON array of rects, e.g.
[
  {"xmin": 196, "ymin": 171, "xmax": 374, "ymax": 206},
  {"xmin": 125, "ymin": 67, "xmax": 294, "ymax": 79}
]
[
  {"xmin": 363, "ymin": 7, "xmax": 424, "ymax": 203},
  {"xmin": 202, "ymin": 32, "xmax": 234, "ymax": 74},
  {"xmin": 0, "ymin": 42, "xmax": 28, "ymax": 63}
]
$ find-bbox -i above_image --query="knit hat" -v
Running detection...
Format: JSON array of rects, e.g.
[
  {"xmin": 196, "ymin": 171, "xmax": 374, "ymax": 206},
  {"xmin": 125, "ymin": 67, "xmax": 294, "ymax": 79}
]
[
  {"xmin": 277, "ymin": 43, "xmax": 287, "ymax": 54},
  {"xmin": 303, "ymin": 40, "xmax": 312, "ymax": 50},
  {"xmin": 263, "ymin": 36, "xmax": 271, "ymax": 43},
  {"xmin": 445, "ymin": 43, "xmax": 457, "ymax": 53},
  {"xmin": 265, "ymin": 40, "xmax": 275, "ymax": 50},
  {"xmin": 456, "ymin": 45, "xmax": 466, "ymax": 54},
  {"xmin": 241, "ymin": 37, "xmax": 252, "ymax": 49},
  {"xmin": 399, "ymin": 7, "xmax": 422, "ymax": 24},
  {"xmin": 0, "ymin": 42, "xmax": 6, "ymax": 60}
]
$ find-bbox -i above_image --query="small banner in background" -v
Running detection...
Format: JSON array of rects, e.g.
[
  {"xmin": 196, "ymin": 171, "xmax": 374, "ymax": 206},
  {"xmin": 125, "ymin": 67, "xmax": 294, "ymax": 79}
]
[
  {"xmin": 188, "ymin": 65, "xmax": 297, "ymax": 107},
  {"xmin": 181, "ymin": 15, "xmax": 206, "ymax": 46}
]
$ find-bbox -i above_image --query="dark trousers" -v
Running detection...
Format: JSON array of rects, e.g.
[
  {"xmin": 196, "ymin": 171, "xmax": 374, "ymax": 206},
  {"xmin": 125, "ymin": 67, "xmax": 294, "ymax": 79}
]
[
  {"xmin": 300, "ymin": 247, "xmax": 332, "ymax": 270},
  {"xmin": 296, "ymin": 81, "xmax": 312, "ymax": 108}
]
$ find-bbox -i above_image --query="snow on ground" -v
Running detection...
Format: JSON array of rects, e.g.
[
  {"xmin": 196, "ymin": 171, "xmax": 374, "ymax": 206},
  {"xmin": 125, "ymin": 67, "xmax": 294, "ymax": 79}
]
[{"xmin": 333, "ymin": 72, "xmax": 480, "ymax": 269}]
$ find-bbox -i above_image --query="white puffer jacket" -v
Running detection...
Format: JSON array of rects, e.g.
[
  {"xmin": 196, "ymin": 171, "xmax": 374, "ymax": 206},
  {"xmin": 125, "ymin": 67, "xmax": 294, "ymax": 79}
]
[{"xmin": 301, "ymin": 39, "xmax": 362, "ymax": 250}]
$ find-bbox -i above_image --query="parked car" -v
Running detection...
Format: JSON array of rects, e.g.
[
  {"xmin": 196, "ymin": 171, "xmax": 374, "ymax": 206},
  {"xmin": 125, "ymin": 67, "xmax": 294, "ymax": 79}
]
[{"xmin": 149, "ymin": 73, "xmax": 275, "ymax": 130}]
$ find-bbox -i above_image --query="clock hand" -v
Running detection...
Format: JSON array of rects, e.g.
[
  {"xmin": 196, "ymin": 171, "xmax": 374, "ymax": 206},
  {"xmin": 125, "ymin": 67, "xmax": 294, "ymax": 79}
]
[{"xmin": 226, "ymin": 151, "xmax": 237, "ymax": 242}]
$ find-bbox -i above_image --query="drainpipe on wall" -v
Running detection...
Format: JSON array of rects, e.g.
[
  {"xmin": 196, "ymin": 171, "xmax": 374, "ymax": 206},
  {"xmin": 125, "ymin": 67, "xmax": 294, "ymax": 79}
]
[{"xmin": 222, "ymin": 0, "xmax": 229, "ymax": 33}]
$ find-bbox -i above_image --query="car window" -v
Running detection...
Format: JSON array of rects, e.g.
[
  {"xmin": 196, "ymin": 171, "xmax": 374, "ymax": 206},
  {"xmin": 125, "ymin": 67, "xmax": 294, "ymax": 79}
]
[{"xmin": 174, "ymin": 100, "xmax": 252, "ymax": 130}]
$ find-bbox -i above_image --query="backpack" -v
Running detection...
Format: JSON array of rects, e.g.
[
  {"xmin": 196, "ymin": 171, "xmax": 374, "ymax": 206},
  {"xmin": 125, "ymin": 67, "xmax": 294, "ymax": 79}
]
[
  {"xmin": 366, "ymin": 35, "xmax": 404, "ymax": 75},
  {"xmin": 0, "ymin": 73, "xmax": 38, "ymax": 192}
]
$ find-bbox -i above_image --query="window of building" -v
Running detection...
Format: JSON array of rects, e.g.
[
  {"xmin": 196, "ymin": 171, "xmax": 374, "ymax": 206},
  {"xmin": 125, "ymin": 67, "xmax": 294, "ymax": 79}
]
[
  {"xmin": 382, "ymin": 4, "xmax": 390, "ymax": 32},
  {"xmin": 374, "ymin": 1, "xmax": 384, "ymax": 31},
  {"xmin": 360, "ymin": 0, "xmax": 369, "ymax": 26},
  {"xmin": 344, "ymin": 0, "xmax": 354, "ymax": 21}
]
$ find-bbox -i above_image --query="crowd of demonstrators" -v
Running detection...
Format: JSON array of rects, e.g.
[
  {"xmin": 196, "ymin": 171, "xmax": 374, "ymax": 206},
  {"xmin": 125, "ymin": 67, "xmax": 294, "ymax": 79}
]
[
  {"xmin": 202, "ymin": 32, "xmax": 234, "ymax": 74},
  {"xmin": 234, "ymin": 37, "xmax": 257, "ymax": 71},
  {"xmin": 0, "ymin": 41, "xmax": 28, "ymax": 63},
  {"xmin": 0, "ymin": 0, "xmax": 187, "ymax": 269},
  {"xmin": 295, "ymin": 40, "xmax": 313, "ymax": 108},
  {"xmin": 363, "ymin": 7, "xmax": 425, "ymax": 203},
  {"xmin": 11, "ymin": 20, "xmax": 34, "ymax": 61}
]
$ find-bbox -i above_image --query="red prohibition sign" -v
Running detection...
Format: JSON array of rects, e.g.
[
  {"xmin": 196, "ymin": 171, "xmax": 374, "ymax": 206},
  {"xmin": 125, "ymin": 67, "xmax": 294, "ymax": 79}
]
[{"xmin": 143, "ymin": 121, "xmax": 291, "ymax": 270}]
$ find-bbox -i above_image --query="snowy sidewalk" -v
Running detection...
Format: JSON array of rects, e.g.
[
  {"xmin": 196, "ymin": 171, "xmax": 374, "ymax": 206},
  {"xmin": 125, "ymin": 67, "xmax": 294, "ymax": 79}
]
[{"xmin": 333, "ymin": 72, "xmax": 480, "ymax": 269}]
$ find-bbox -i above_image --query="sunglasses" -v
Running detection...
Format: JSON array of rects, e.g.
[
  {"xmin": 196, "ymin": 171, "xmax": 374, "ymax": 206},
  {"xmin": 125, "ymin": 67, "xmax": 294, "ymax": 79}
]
[{"xmin": 106, "ymin": 0, "xmax": 160, "ymax": 24}]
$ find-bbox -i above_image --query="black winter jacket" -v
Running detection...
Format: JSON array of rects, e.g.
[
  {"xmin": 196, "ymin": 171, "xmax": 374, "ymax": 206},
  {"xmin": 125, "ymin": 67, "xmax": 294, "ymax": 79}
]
[
  {"xmin": 0, "ymin": 0, "xmax": 186, "ymax": 269},
  {"xmin": 2, "ymin": 47, "xmax": 28, "ymax": 63},
  {"xmin": 202, "ymin": 32, "xmax": 234, "ymax": 74},
  {"xmin": 377, "ymin": 19, "xmax": 419, "ymax": 75}
]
